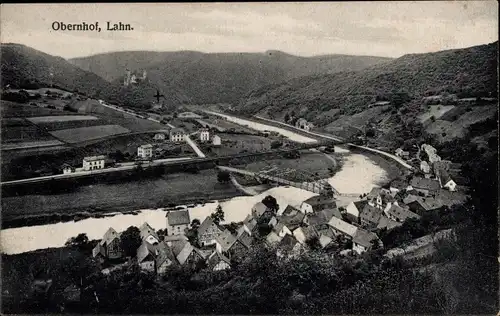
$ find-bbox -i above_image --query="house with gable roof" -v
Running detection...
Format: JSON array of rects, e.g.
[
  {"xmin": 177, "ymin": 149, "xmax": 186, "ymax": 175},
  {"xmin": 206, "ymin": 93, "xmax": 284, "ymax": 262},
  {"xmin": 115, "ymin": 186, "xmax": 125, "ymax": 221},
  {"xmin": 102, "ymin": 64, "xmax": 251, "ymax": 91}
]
[
  {"xmin": 384, "ymin": 203, "xmax": 420, "ymax": 222},
  {"xmin": 300, "ymin": 195, "xmax": 337, "ymax": 214},
  {"xmin": 206, "ymin": 251, "xmax": 231, "ymax": 271},
  {"xmin": 304, "ymin": 208, "xmax": 342, "ymax": 227},
  {"xmin": 214, "ymin": 229, "xmax": 237, "ymax": 255},
  {"xmin": 276, "ymin": 234, "xmax": 303, "ymax": 259},
  {"xmin": 251, "ymin": 202, "xmax": 272, "ymax": 219},
  {"xmin": 352, "ymin": 229, "xmax": 380, "ymax": 254},
  {"xmin": 265, "ymin": 231, "xmax": 282, "ymax": 246},
  {"xmin": 155, "ymin": 242, "xmax": 177, "ymax": 274},
  {"xmin": 293, "ymin": 226, "xmax": 318, "ymax": 244},
  {"xmin": 92, "ymin": 227, "xmax": 122, "ymax": 260},
  {"xmin": 271, "ymin": 222, "xmax": 293, "ymax": 238},
  {"xmin": 376, "ymin": 216, "xmax": 402, "ymax": 231},
  {"xmin": 409, "ymin": 177, "xmax": 440, "ymax": 196},
  {"xmin": 403, "ymin": 195, "xmax": 443, "ymax": 215},
  {"xmin": 241, "ymin": 214, "xmax": 258, "ymax": 236},
  {"xmin": 345, "ymin": 200, "xmax": 368, "ymax": 223},
  {"xmin": 437, "ymin": 169, "xmax": 457, "ymax": 191},
  {"xmin": 328, "ymin": 216, "xmax": 358, "ymax": 240},
  {"xmin": 197, "ymin": 216, "xmax": 222, "ymax": 246},
  {"xmin": 166, "ymin": 210, "xmax": 190, "ymax": 236},
  {"xmin": 172, "ymin": 239, "xmax": 205, "ymax": 267},
  {"xmin": 139, "ymin": 222, "xmax": 160, "ymax": 245},
  {"xmin": 359, "ymin": 204, "xmax": 383, "ymax": 229},
  {"xmin": 136, "ymin": 241, "xmax": 158, "ymax": 272}
]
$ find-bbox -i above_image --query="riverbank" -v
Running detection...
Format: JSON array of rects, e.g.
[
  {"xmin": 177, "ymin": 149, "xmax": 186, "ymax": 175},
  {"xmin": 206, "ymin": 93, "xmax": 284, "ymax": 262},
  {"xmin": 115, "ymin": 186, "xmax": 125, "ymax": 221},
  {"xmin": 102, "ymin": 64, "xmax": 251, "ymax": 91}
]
[{"xmin": 1, "ymin": 169, "xmax": 242, "ymax": 228}]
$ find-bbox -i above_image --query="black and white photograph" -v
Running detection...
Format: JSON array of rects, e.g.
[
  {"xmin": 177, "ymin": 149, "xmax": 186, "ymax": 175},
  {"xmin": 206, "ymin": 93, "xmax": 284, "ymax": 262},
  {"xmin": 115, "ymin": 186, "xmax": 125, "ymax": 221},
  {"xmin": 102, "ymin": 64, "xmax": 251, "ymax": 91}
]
[{"xmin": 0, "ymin": 2, "xmax": 498, "ymax": 314}]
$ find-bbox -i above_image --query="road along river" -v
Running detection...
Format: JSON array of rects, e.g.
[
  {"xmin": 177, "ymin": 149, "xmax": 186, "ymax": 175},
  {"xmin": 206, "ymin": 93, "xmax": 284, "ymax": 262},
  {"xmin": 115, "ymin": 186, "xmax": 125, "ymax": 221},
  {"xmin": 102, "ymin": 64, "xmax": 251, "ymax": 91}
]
[{"xmin": 1, "ymin": 113, "xmax": 392, "ymax": 255}]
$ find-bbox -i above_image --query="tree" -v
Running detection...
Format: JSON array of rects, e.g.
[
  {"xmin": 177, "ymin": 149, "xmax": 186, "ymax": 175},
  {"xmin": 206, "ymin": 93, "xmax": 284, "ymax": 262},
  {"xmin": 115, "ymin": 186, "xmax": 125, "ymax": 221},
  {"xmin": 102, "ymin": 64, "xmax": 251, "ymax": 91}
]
[
  {"xmin": 217, "ymin": 170, "xmax": 231, "ymax": 183},
  {"xmin": 191, "ymin": 219, "xmax": 201, "ymax": 229},
  {"xmin": 120, "ymin": 226, "xmax": 142, "ymax": 258},
  {"xmin": 305, "ymin": 236, "xmax": 322, "ymax": 250},
  {"xmin": 262, "ymin": 195, "xmax": 279, "ymax": 214},
  {"xmin": 211, "ymin": 205, "xmax": 225, "ymax": 225},
  {"xmin": 271, "ymin": 140, "xmax": 283, "ymax": 149},
  {"xmin": 65, "ymin": 233, "xmax": 89, "ymax": 249},
  {"xmin": 284, "ymin": 113, "xmax": 290, "ymax": 123}
]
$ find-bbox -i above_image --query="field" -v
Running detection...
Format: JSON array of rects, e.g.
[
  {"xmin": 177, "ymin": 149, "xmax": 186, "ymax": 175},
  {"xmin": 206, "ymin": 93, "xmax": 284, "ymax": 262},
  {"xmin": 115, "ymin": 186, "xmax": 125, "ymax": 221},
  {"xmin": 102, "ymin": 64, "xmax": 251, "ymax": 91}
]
[
  {"xmin": 426, "ymin": 104, "xmax": 498, "ymax": 143},
  {"xmin": 1, "ymin": 169, "xmax": 240, "ymax": 221},
  {"xmin": 1, "ymin": 122, "xmax": 55, "ymax": 143},
  {"xmin": 2, "ymin": 140, "xmax": 65, "ymax": 150},
  {"xmin": 49, "ymin": 125, "xmax": 130, "ymax": 143},
  {"xmin": 204, "ymin": 133, "xmax": 277, "ymax": 156},
  {"xmin": 26, "ymin": 115, "xmax": 98, "ymax": 123},
  {"xmin": 418, "ymin": 105, "xmax": 456, "ymax": 123},
  {"xmin": 68, "ymin": 100, "xmax": 166, "ymax": 132},
  {"xmin": 239, "ymin": 151, "xmax": 338, "ymax": 182},
  {"xmin": 1, "ymin": 100, "xmax": 75, "ymax": 118}
]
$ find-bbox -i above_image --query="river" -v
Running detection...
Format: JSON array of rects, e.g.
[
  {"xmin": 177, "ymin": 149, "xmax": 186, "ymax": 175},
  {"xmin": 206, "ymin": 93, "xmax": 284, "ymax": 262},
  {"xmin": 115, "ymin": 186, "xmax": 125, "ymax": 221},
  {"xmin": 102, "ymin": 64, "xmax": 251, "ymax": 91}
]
[{"xmin": 1, "ymin": 113, "xmax": 391, "ymax": 255}]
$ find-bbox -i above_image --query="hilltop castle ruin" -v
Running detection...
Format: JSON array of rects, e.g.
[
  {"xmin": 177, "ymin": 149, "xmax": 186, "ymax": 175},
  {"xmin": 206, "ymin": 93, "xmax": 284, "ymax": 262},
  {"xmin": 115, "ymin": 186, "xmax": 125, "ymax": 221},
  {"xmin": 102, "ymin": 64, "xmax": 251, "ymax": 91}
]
[{"xmin": 124, "ymin": 69, "xmax": 147, "ymax": 86}]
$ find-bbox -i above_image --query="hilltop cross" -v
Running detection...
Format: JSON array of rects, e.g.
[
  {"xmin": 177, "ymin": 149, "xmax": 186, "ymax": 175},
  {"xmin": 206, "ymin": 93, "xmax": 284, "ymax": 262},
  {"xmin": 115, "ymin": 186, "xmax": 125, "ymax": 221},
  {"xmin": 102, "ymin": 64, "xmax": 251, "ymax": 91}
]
[{"xmin": 154, "ymin": 90, "xmax": 164, "ymax": 103}]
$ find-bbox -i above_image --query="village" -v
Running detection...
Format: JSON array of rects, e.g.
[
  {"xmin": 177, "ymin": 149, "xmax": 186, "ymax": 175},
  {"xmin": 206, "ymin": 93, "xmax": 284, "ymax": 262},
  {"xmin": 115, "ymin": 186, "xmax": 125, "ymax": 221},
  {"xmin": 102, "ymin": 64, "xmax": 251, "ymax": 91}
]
[{"xmin": 87, "ymin": 139, "xmax": 466, "ymax": 276}]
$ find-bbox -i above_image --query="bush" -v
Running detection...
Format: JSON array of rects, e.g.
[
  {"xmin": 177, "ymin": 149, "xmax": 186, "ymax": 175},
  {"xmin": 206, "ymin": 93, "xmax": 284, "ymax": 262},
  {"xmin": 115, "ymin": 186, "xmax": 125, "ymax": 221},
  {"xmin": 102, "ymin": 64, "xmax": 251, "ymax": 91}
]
[
  {"xmin": 270, "ymin": 140, "xmax": 283, "ymax": 149},
  {"xmin": 217, "ymin": 170, "xmax": 231, "ymax": 183}
]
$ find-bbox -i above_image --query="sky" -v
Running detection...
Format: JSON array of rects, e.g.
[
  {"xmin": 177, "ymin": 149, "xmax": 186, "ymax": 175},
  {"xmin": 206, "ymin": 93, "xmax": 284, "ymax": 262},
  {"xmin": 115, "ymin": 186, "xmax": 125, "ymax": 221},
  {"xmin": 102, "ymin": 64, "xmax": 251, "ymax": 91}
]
[{"xmin": 1, "ymin": 2, "xmax": 498, "ymax": 59}]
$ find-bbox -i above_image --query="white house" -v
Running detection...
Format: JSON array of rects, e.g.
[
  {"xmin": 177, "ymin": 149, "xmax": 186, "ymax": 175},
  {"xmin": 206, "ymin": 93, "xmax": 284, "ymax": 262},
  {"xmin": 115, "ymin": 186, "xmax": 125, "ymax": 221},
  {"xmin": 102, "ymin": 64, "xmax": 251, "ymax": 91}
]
[
  {"xmin": 394, "ymin": 148, "xmax": 410, "ymax": 159},
  {"xmin": 82, "ymin": 155, "xmax": 106, "ymax": 171},
  {"xmin": 300, "ymin": 195, "xmax": 337, "ymax": 214},
  {"xmin": 137, "ymin": 144, "xmax": 153, "ymax": 159},
  {"xmin": 166, "ymin": 210, "xmax": 190, "ymax": 236},
  {"xmin": 199, "ymin": 128, "xmax": 210, "ymax": 142},
  {"xmin": 212, "ymin": 135, "xmax": 221, "ymax": 146},
  {"xmin": 61, "ymin": 163, "xmax": 74, "ymax": 174},
  {"xmin": 437, "ymin": 169, "xmax": 457, "ymax": 192},
  {"xmin": 271, "ymin": 222, "xmax": 293, "ymax": 238},
  {"xmin": 352, "ymin": 229, "xmax": 379, "ymax": 254},
  {"xmin": 345, "ymin": 200, "xmax": 368, "ymax": 222},
  {"xmin": 170, "ymin": 128, "xmax": 185, "ymax": 142},
  {"xmin": 295, "ymin": 118, "xmax": 313, "ymax": 131},
  {"xmin": 153, "ymin": 133, "xmax": 166, "ymax": 141},
  {"xmin": 139, "ymin": 222, "xmax": 160, "ymax": 245}
]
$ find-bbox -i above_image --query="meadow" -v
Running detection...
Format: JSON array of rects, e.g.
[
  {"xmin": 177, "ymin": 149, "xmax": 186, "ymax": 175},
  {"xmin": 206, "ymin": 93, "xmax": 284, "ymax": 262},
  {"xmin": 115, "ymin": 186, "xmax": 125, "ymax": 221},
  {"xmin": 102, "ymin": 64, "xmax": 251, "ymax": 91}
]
[{"xmin": 49, "ymin": 125, "xmax": 131, "ymax": 143}]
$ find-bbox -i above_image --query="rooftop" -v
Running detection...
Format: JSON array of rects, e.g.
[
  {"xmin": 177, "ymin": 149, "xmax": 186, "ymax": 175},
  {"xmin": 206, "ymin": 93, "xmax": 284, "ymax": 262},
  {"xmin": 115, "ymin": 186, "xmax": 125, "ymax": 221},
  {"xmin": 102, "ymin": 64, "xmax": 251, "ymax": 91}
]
[
  {"xmin": 360, "ymin": 204, "xmax": 383, "ymax": 224},
  {"xmin": 377, "ymin": 216, "xmax": 402, "ymax": 230},
  {"xmin": 386, "ymin": 204, "xmax": 420, "ymax": 221},
  {"xmin": 167, "ymin": 210, "xmax": 191, "ymax": 226},
  {"xmin": 207, "ymin": 251, "xmax": 231, "ymax": 268},
  {"xmin": 303, "ymin": 195, "xmax": 337, "ymax": 210},
  {"xmin": 328, "ymin": 216, "xmax": 358, "ymax": 238},
  {"xmin": 353, "ymin": 228, "xmax": 378, "ymax": 248},
  {"xmin": 170, "ymin": 128, "xmax": 185, "ymax": 134},
  {"xmin": 83, "ymin": 155, "xmax": 106, "ymax": 162},
  {"xmin": 139, "ymin": 144, "xmax": 153, "ymax": 149},
  {"xmin": 215, "ymin": 229, "xmax": 237, "ymax": 252},
  {"xmin": 307, "ymin": 208, "xmax": 342, "ymax": 226},
  {"xmin": 403, "ymin": 195, "xmax": 443, "ymax": 211},
  {"xmin": 410, "ymin": 177, "xmax": 440, "ymax": 191},
  {"xmin": 197, "ymin": 216, "xmax": 219, "ymax": 236},
  {"xmin": 100, "ymin": 227, "xmax": 120, "ymax": 246}
]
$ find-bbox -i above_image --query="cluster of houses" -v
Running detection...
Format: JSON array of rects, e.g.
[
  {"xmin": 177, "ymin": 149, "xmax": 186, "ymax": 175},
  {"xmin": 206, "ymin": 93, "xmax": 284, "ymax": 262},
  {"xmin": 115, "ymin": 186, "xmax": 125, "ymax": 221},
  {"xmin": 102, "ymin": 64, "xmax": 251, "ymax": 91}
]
[
  {"xmin": 395, "ymin": 143, "xmax": 461, "ymax": 192},
  {"xmin": 90, "ymin": 160, "xmax": 467, "ymax": 276},
  {"xmin": 136, "ymin": 128, "xmax": 221, "ymax": 160}
]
